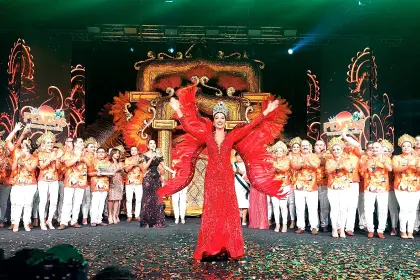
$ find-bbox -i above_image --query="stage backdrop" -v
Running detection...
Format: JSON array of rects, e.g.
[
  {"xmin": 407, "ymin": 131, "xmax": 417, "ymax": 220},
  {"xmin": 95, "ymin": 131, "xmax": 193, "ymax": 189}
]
[
  {"xmin": 305, "ymin": 38, "xmax": 395, "ymax": 148},
  {"xmin": 0, "ymin": 32, "xmax": 78, "ymax": 142}
]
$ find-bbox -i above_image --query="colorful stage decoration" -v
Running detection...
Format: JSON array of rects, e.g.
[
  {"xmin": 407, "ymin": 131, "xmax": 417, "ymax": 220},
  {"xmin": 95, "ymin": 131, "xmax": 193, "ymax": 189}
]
[
  {"xmin": 1, "ymin": 39, "xmax": 35, "ymax": 136},
  {"xmin": 104, "ymin": 44, "xmax": 272, "ymax": 216},
  {"xmin": 67, "ymin": 64, "xmax": 86, "ymax": 137},
  {"xmin": 346, "ymin": 47, "xmax": 394, "ymax": 146},
  {"xmin": 1, "ymin": 38, "xmax": 87, "ymax": 142},
  {"xmin": 306, "ymin": 70, "xmax": 321, "ymax": 142},
  {"xmin": 306, "ymin": 47, "xmax": 394, "ymax": 147},
  {"xmin": 323, "ymin": 111, "xmax": 367, "ymax": 136},
  {"xmin": 23, "ymin": 105, "xmax": 66, "ymax": 132}
]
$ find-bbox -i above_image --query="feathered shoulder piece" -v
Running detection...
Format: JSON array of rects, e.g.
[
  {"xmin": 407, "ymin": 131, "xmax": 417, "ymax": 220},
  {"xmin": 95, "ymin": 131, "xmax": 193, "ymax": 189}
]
[{"xmin": 235, "ymin": 95, "xmax": 291, "ymax": 199}]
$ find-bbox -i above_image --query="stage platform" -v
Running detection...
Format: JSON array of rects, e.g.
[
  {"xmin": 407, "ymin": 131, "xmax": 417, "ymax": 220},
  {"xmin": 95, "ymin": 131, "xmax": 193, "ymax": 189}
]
[{"xmin": 1, "ymin": 218, "xmax": 419, "ymax": 279}]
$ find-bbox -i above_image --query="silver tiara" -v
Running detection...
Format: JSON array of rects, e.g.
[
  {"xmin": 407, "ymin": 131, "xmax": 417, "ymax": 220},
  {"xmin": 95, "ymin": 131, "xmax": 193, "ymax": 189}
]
[{"xmin": 213, "ymin": 101, "xmax": 229, "ymax": 117}]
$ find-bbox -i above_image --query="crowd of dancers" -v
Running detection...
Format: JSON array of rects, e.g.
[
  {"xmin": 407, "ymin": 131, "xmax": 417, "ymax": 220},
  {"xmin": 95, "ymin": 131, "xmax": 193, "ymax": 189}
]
[
  {"xmin": 1, "ymin": 121, "xmax": 420, "ymax": 240},
  {"xmin": 234, "ymin": 130, "xmax": 420, "ymax": 239},
  {"xmin": 0, "ymin": 122, "xmax": 177, "ymax": 232}
]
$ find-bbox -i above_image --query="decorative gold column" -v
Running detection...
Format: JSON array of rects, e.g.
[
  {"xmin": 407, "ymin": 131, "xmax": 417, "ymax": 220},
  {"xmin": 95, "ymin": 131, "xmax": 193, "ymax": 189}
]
[
  {"xmin": 154, "ymin": 121, "xmax": 176, "ymax": 215},
  {"xmin": 157, "ymin": 129, "xmax": 172, "ymax": 179},
  {"xmin": 157, "ymin": 129, "xmax": 173, "ymax": 215}
]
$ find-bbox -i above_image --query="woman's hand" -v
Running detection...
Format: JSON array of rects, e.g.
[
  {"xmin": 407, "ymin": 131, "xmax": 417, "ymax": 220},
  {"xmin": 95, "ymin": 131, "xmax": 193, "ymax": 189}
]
[
  {"xmin": 170, "ymin": 98, "xmax": 181, "ymax": 112},
  {"xmin": 263, "ymin": 100, "xmax": 279, "ymax": 116},
  {"xmin": 13, "ymin": 122, "xmax": 24, "ymax": 132}
]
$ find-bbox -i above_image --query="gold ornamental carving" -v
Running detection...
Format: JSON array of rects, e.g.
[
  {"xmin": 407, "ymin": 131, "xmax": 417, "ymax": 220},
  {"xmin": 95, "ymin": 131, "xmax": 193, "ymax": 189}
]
[
  {"xmin": 153, "ymin": 120, "xmax": 177, "ymax": 130},
  {"xmin": 130, "ymin": 47, "xmax": 270, "ymax": 216},
  {"xmin": 128, "ymin": 91, "xmax": 161, "ymax": 102}
]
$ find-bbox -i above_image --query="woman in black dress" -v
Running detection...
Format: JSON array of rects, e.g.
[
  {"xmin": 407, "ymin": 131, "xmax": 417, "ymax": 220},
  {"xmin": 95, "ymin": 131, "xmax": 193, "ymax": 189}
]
[{"xmin": 140, "ymin": 140, "xmax": 175, "ymax": 228}]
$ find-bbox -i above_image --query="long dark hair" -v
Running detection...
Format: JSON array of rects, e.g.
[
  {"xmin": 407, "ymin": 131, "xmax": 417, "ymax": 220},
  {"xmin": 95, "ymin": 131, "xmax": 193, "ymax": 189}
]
[{"xmin": 109, "ymin": 148, "xmax": 121, "ymax": 162}]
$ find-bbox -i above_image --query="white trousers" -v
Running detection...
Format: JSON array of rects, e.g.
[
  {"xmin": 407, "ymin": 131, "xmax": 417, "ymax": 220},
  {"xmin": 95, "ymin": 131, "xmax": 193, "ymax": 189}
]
[
  {"xmin": 271, "ymin": 195, "xmax": 288, "ymax": 225},
  {"xmin": 328, "ymin": 189, "xmax": 348, "ymax": 230},
  {"xmin": 288, "ymin": 190, "xmax": 296, "ymax": 221},
  {"xmin": 395, "ymin": 190, "xmax": 420, "ymax": 233},
  {"xmin": 318, "ymin": 186, "xmax": 329, "ymax": 227},
  {"xmin": 60, "ymin": 188, "xmax": 85, "ymax": 225},
  {"xmin": 364, "ymin": 191, "xmax": 388, "ymax": 233},
  {"xmin": 388, "ymin": 191, "xmax": 399, "ymax": 228},
  {"xmin": 37, "ymin": 181, "xmax": 59, "ymax": 222},
  {"xmin": 358, "ymin": 191, "xmax": 366, "ymax": 230},
  {"xmin": 126, "ymin": 185, "xmax": 143, "ymax": 218},
  {"xmin": 345, "ymin": 183, "xmax": 359, "ymax": 231},
  {"xmin": 172, "ymin": 187, "xmax": 188, "ymax": 220},
  {"xmin": 54, "ymin": 181, "xmax": 65, "ymax": 222},
  {"xmin": 90, "ymin": 191, "xmax": 108, "ymax": 224},
  {"xmin": 10, "ymin": 185, "xmax": 37, "ymax": 225},
  {"xmin": 294, "ymin": 190, "xmax": 319, "ymax": 230},
  {"xmin": 81, "ymin": 186, "xmax": 92, "ymax": 219}
]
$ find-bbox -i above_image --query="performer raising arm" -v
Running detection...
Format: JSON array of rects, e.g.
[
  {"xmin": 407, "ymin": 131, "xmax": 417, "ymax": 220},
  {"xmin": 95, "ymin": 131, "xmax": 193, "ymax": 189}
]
[{"xmin": 157, "ymin": 86, "xmax": 290, "ymax": 261}]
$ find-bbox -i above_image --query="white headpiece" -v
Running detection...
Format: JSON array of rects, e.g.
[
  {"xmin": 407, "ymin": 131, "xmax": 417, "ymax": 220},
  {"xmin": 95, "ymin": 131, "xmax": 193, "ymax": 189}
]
[{"xmin": 213, "ymin": 101, "xmax": 229, "ymax": 117}]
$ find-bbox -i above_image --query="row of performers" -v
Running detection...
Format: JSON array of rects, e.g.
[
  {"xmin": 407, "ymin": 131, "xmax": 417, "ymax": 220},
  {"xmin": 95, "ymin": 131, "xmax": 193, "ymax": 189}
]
[
  {"xmin": 0, "ymin": 122, "xmax": 182, "ymax": 232},
  {"xmin": 233, "ymin": 130, "xmax": 420, "ymax": 239},
  {"xmin": 1, "ymin": 121, "xmax": 419, "ymax": 240}
]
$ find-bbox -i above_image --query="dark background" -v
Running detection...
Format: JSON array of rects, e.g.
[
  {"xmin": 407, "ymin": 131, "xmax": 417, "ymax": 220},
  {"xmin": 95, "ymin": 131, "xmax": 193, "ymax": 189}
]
[
  {"xmin": 1, "ymin": 0, "xmax": 419, "ymax": 145},
  {"xmin": 0, "ymin": 32, "xmax": 72, "ymax": 140}
]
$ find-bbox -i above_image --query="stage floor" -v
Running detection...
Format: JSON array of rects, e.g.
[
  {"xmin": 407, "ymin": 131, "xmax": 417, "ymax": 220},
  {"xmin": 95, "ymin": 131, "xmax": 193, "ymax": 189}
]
[{"xmin": 1, "ymin": 218, "xmax": 419, "ymax": 279}]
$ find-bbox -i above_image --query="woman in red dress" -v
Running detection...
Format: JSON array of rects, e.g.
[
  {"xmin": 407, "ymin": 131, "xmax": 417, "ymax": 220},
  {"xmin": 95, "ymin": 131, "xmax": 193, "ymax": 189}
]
[{"xmin": 157, "ymin": 86, "xmax": 290, "ymax": 260}]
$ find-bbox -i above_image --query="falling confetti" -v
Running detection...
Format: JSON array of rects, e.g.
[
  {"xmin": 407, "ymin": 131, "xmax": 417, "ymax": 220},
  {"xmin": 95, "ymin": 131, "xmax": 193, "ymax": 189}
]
[{"xmin": 1, "ymin": 219, "xmax": 419, "ymax": 279}]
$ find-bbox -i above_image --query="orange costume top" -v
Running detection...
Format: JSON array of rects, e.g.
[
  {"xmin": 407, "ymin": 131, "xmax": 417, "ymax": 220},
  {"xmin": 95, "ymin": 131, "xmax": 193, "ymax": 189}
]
[
  {"xmin": 364, "ymin": 156, "xmax": 392, "ymax": 192},
  {"xmin": 316, "ymin": 152, "xmax": 330, "ymax": 187},
  {"xmin": 325, "ymin": 155, "xmax": 352, "ymax": 190},
  {"xmin": 392, "ymin": 155, "xmax": 419, "ymax": 192},
  {"xmin": 347, "ymin": 150, "xmax": 361, "ymax": 183},
  {"xmin": 85, "ymin": 151, "xmax": 95, "ymax": 169},
  {"xmin": 37, "ymin": 150, "xmax": 59, "ymax": 182},
  {"xmin": 62, "ymin": 152, "xmax": 88, "ymax": 189},
  {"xmin": 90, "ymin": 158, "xmax": 112, "ymax": 192},
  {"xmin": 291, "ymin": 153, "xmax": 320, "ymax": 192},
  {"xmin": 14, "ymin": 154, "xmax": 38, "ymax": 186},
  {"xmin": 84, "ymin": 151, "xmax": 96, "ymax": 184},
  {"xmin": 8, "ymin": 148, "xmax": 20, "ymax": 185},
  {"xmin": 125, "ymin": 156, "xmax": 144, "ymax": 185},
  {"xmin": 359, "ymin": 152, "xmax": 371, "ymax": 192},
  {"xmin": 56, "ymin": 148, "xmax": 69, "ymax": 181},
  {"xmin": 0, "ymin": 155, "xmax": 11, "ymax": 186},
  {"xmin": 272, "ymin": 157, "xmax": 291, "ymax": 186}
]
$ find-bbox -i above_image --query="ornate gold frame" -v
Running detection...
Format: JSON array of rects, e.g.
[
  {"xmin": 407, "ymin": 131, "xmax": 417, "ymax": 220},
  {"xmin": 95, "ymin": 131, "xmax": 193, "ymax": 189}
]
[{"xmin": 129, "ymin": 52, "xmax": 268, "ymax": 216}]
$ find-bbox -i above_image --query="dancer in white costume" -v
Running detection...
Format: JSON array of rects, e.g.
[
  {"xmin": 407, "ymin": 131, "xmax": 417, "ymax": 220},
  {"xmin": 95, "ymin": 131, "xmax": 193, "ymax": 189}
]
[{"xmin": 232, "ymin": 152, "xmax": 250, "ymax": 226}]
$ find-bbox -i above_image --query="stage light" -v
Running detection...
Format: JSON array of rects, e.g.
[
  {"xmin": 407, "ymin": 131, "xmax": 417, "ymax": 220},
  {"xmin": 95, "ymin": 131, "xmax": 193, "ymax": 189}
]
[
  {"xmin": 130, "ymin": 47, "xmax": 134, "ymax": 52},
  {"xmin": 288, "ymin": 49, "xmax": 294, "ymax": 55},
  {"xmin": 358, "ymin": 0, "xmax": 371, "ymax": 6},
  {"xmin": 168, "ymin": 47, "xmax": 175, "ymax": 53}
]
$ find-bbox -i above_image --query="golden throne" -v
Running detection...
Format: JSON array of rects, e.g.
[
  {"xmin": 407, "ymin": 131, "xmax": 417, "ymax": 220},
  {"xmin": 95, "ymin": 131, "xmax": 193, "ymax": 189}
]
[{"xmin": 126, "ymin": 49, "xmax": 270, "ymax": 216}]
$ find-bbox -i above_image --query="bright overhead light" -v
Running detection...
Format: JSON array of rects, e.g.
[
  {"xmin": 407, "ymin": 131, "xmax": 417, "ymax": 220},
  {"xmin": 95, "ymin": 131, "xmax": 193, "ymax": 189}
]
[{"xmin": 288, "ymin": 49, "xmax": 294, "ymax": 55}]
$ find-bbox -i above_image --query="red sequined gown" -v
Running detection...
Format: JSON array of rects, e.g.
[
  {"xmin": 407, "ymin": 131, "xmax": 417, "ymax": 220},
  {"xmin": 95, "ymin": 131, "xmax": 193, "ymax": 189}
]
[{"xmin": 157, "ymin": 86, "xmax": 290, "ymax": 260}]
